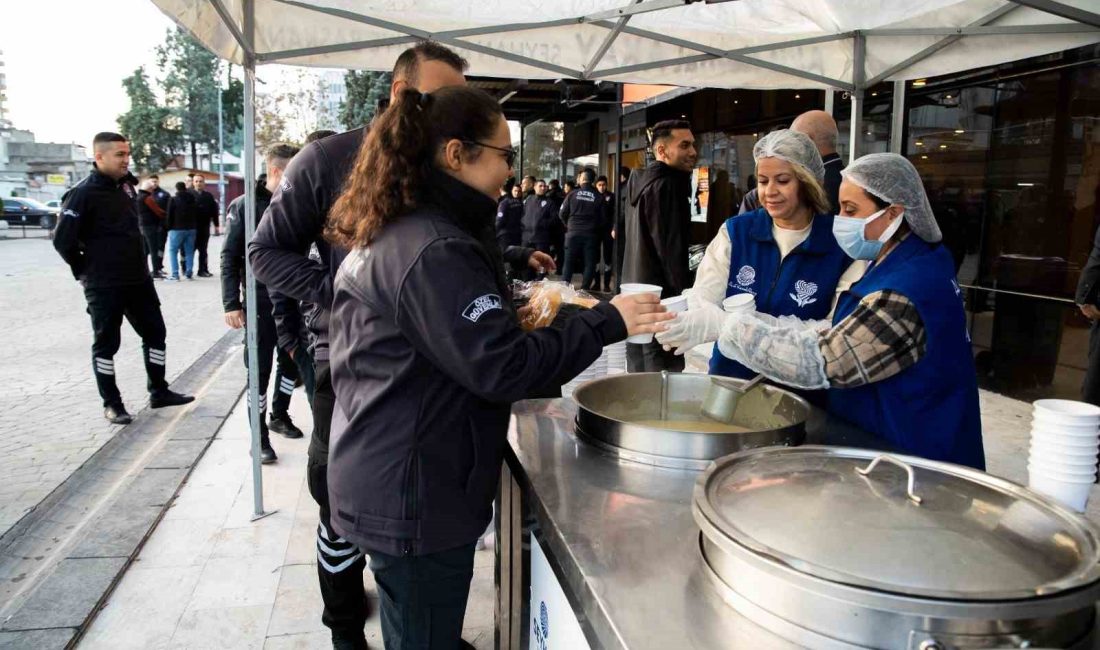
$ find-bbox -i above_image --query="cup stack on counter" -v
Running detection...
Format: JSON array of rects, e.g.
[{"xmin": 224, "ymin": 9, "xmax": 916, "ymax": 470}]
[{"xmin": 1028, "ymin": 399, "xmax": 1100, "ymax": 512}]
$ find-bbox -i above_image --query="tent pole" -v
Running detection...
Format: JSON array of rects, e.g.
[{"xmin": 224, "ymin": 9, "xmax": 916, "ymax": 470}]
[
  {"xmin": 849, "ymin": 32, "xmax": 866, "ymax": 164},
  {"xmin": 889, "ymin": 80, "xmax": 906, "ymax": 154},
  {"xmin": 519, "ymin": 123, "xmax": 525, "ymax": 179},
  {"xmin": 241, "ymin": 0, "xmax": 268, "ymax": 520},
  {"xmin": 824, "ymin": 88, "xmax": 834, "ymax": 114}
]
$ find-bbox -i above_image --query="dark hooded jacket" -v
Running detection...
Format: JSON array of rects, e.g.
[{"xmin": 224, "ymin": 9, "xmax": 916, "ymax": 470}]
[{"xmin": 621, "ymin": 161, "xmax": 692, "ymax": 297}]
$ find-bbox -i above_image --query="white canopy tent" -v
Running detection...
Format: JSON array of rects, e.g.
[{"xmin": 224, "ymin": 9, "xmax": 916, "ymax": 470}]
[{"xmin": 149, "ymin": 0, "xmax": 1099, "ymax": 516}]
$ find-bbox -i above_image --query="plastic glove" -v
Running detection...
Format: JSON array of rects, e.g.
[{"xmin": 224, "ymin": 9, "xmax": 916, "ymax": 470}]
[
  {"xmin": 655, "ymin": 301, "xmax": 727, "ymax": 356},
  {"xmin": 717, "ymin": 312, "xmax": 831, "ymax": 390}
]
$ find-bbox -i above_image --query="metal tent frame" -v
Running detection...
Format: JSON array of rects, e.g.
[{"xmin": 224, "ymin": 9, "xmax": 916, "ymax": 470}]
[{"xmin": 173, "ymin": 0, "xmax": 1099, "ymax": 516}]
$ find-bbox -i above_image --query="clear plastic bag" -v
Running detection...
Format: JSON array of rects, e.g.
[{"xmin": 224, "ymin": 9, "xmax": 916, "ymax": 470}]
[{"xmin": 513, "ymin": 279, "xmax": 599, "ymax": 331}]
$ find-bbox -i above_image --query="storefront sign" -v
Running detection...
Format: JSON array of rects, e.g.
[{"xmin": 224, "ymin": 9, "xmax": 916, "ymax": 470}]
[
  {"xmin": 691, "ymin": 166, "xmax": 710, "ymax": 223},
  {"xmin": 46, "ymin": 174, "xmax": 67, "ymax": 186},
  {"xmin": 530, "ymin": 535, "xmax": 591, "ymax": 650}
]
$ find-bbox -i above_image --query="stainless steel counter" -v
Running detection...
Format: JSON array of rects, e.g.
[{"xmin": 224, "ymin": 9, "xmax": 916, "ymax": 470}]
[{"xmin": 500, "ymin": 396, "xmax": 1100, "ymax": 649}]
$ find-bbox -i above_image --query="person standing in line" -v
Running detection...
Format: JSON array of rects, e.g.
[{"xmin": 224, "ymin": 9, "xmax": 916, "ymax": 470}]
[
  {"xmin": 222, "ymin": 144, "xmax": 306, "ymax": 464},
  {"xmin": 137, "ymin": 178, "xmax": 167, "ymax": 279},
  {"xmin": 622, "ymin": 119, "xmax": 697, "ymax": 372},
  {"xmin": 495, "ymin": 183, "xmax": 524, "ymax": 250},
  {"xmin": 191, "ymin": 174, "xmax": 221, "ymax": 277},
  {"xmin": 165, "ymin": 181, "xmax": 197, "ymax": 281},
  {"xmin": 521, "ymin": 179, "xmax": 558, "ymax": 258},
  {"xmin": 54, "ymin": 132, "xmax": 194, "ymax": 424},
  {"xmin": 559, "ymin": 169, "xmax": 604, "ymax": 290},
  {"xmin": 595, "ymin": 174, "xmax": 616, "ymax": 292}
]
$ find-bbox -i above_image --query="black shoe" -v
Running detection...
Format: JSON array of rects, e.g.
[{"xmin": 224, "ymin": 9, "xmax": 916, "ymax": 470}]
[
  {"xmin": 268, "ymin": 413, "xmax": 304, "ymax": 439},
  {"xmin": 150, "ymin": 389, "xmax": 195, "ymax": 409},
  {"xmin": 104, "ymin": 404, "xmax": 133, "ymax": 425},
  {"xmin": 260, "ymin": 441, "xmax": 277, "ymax": 464},
  {"xmin": 197, "ymin": 271, "xmax": 213, "ymax": 278},
  {"xmin": 153, "ymin": 271, "xmax": 166, "ymax": 280},
  {"xmin": 331, "ymin": 633, "xmax": 368, "ymax": 650}
]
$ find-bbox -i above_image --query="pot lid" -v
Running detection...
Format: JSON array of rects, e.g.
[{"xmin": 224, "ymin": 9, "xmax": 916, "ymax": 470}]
[{"xmin": 694, "ymin": 446, "xmax": 1100, "ymax": 600}]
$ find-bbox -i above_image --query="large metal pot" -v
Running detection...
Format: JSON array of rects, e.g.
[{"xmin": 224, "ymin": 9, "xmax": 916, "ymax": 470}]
[
  {"xmin": 693, "ymin": 446, "xmax": 1100, "ymax": 649},
  {"xmin": 572, "ymin": 372, "xmax": 811, "ymax": 470}
]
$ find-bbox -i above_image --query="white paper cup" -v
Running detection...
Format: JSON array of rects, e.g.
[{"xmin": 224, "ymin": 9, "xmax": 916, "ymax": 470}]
[
  {"xmin": 1033, "ymin": 399, "xmax": 1100, "ymax": 425},
  {"xmin": 1027, "ymin": 459, "xmax": 1097, "ymax": 480},
  {"xmin": 1029, "ymin": 435, "xmax": 1100, "ymax": 454},
  {"xmin": 1032, "ymin": 415, "xmax": 1100, "ymax": 436},
  {"xmin": 661, "ymin": 295, "xmax": 688, "ymax": 313},
  {"xmin": 621, "ymin": 283, "xmax": 663, "ymax": 344},
  {"xmin": 1030, "ymin": 425, "xmax": 1100, "ymax": 444},
  {"xmin": 1029, "ymin": 472, "xmax": 1093, "ymax": 512},
  {"xmin": 722, "ymin": 293, "xmax": 756, "ymax": 314},
  {"xmin": 1028, "ymin": 450, "xmax": 1099, "ymax": 470}
]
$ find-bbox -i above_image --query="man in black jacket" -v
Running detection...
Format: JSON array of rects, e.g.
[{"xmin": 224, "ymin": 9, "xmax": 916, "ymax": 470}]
[
  {"xmin": 222, "ymin": 144, "xmax": 305, "ymax": 464},
  {"xmin": 521, "ymin": 179, "xmax": 557, "ymax": 256},
  {"xmin": 54, "ymin": 132, "xmax": 193, "ymax": 424},
  {"xmin": 137, "ymin": 179, "xmax": 167, "ymax": 279},
  {"xmin": 1077, "ymin": 224, "xmax": 1100, "ymax": 405},
  {"xmin": 165, "ymin": 182, "xmax": 197, "ymax": 281},
  {"xmin": 595, "ymin": 174, "xmax": 615, "ymax": 292},
  {"xmin": 623, "ymin": 119, "xmax": 696, "ymax": 372},
  {"xmin": 191, "ymin": 174, "xmax": 221, "ymax": 277},
  {"xmin": 495, "ymin": 183, "xmax": 524, "ymax": 250},
  {"xmin": 738, "ymin": 110, "xmax": 844, "ymax": 215},
  {"xmin": 559, "ymin": 169, "xmax": 604, "ymax": 290}
]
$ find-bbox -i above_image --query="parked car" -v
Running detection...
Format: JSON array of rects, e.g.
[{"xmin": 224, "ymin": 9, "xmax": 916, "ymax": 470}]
[
  {"xmin": 45, "ymin": 199, "xmax": 62, "ymax": 210},
  {"xmin": 2, "ymin": 197, "xmax": 56, "ymax": 229}
]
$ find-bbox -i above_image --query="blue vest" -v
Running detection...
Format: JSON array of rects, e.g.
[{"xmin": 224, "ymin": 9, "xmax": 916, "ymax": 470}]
[
  {"xmin": 709, "ymin": 210, "xmax": 852, "ymax": 404},
  {"xmin": 828, "ymin": 235, "xmax": 985, "ymax": 469}
]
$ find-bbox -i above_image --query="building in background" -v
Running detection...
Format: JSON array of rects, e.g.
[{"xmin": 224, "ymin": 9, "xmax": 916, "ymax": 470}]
[
  {"xmin": 0, "ymin": 49, "xmax": 10, "ymax": 129},
  {"xmin": 315, "ymin": 70, "xmax": 346, "ymax": 131},
  {"xmin": 0, "ymin": 129, "xmax": 91, "ymax": 201}
]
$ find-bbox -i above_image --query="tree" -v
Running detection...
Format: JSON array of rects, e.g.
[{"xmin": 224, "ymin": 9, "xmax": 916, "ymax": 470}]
[
  {"xmin": 221, "ymin": 71, "xmax": 244, "ymax": 156},
  {"xmin": 156, "ymin": 27, "xmax": 220, "ymax": 169},
  {"xmin": 340, "ymin": 70, "xmax": 391, "ymax": 131},
  {"xmin": 521, "ymin": 122, "xmax": 565, "ymax": 182},
  {"xmin": 255, "ymin": 92, "xmax": 289, "ymax": 151},
  {"xmin": 117, "ymin": 67, "xmax": 180, "ymax": 173}
]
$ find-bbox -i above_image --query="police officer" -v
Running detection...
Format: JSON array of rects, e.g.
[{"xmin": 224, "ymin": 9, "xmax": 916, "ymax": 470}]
[
  {"xmin": 594, "ymin": 174, "xmax": 615, "ymax": 292},
  {"xmin": 495, "ymin": 183, "xmax": 524, "ymax": 250},
  {"xmin": 54, "ymin": 132, "xmax": 194, "ymax": 424},
  {"xmin": 221, "ymin": 143, "xmax": 305, "ymax": 464},
  {"xmin": 559, "ymin": 168, "xmax": 604, "ymax": 289},
  {"xmin": 191, "ymin": 174, "xmax": 221, "ymax": 277},
  {"xmin": 521, "ymin": 179, "xmax": 557, "ymax": 257}
]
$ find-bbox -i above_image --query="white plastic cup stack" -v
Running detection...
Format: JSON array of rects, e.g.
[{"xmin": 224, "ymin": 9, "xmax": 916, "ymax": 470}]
[
  {"xmin": 605, "ymin": 341, "xmax": 627, "ymax": 374},
  {"xmin": 722, "ymin": 293, "xmax": 756, "ymax": 314},
  {"xmin": 620, "ymin": 283, "xmax": 663, "ymax": 344},
  {"xmin": 1028, "ymin": 399, "xmax": 1100, "ymax": 512}
]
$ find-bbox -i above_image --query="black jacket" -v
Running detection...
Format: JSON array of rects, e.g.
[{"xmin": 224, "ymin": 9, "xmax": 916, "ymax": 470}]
[
  {"xmin": 598, "ymin": 190, "xmax": 616, "ymax": 239},
  {"xmin": 248, "ymin": 127, "xmax": 363, "ymax": 362},
  {"xmin": 153, "ymin": 186, "xmax": 171, "ymax": 211},
  {"xmin": 622, "ymin": 161, "xmax": 692, "ymax": 297},
  {"xmin": 1077, "ymin": 225, "xmax": 1100, "ymax": 307},
  {"xmin": 167, "ymin": 190, "xmax": 197, "ymax": 231},
  {"xmin": 192, "ymin": 189, "xmax": 220, "ymax": 228},
  {"xmin": 737, "ymin": 152, "xmax": 845, "ymax": 215},
  {"xmin": 559, "ymin": 185, "xmax": 604, "ymax": 239},
  {"xmin": 221, "ymin": 182, "xmax": 273, "ymax": 312},
  {"xmin": 328, "ymin": 172, "xmax": 627, "ymax": 557},
  {"xmin": 495, "ymin": 196, "xmax": 524, "ymax": 248},
  {"xmin": 137, "ymin": 189, "xmax": 166, "ymax": 228},
  {"xmin": 521, "ymin": 193, "xmax": 558, "ymax": 245},
  {"xmin": 54, "ymin": 167, "xmax": 148, "ymax": 288}
]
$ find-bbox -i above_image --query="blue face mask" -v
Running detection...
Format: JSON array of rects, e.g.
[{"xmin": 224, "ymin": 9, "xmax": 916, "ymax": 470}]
[{"xmin": 832, "ymin": 208, "xmax": 902, "ymax": 260}]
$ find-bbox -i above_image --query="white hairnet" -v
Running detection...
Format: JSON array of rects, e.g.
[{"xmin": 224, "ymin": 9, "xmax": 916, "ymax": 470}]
[
  {"xmin": 842, "ymin": 153, "xmax": 942, "ymax": 243},
  {"xmin": 753, "ymin": 129, "xmax": 825, "ymax": 183}
]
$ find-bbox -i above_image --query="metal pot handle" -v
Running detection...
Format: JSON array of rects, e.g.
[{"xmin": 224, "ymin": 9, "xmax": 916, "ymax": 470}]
[{"xmin": 856, "ymin": 454, "xmax": 923, "ymax": 504}]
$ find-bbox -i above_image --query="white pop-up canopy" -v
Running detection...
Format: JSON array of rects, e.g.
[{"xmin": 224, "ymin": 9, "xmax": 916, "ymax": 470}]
[{"xmin": 148, "ymin": 0, "xmax": 1099, "ymax": 517}]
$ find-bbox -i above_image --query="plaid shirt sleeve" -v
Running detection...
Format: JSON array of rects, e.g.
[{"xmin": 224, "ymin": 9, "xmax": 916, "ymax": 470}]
[{"xmin": 819, "ymin": 290, "xmax": 926, "ymax": 389}]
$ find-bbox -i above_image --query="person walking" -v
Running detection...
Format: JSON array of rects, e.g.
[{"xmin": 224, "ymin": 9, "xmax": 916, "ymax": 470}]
[
  {"xmin": 222, "ymin": 144, "xmax": 306, "ymax": 464},
  {"xmin": 54, "ymin": 132, "xmax": 194, "ymax": 424},
  {"xmin": 191, "ymin": 174, "xmax": 221, "ymax": 277},
  {"xmin": 165, "ymin": 182, "xmax": 197, "ymax": 281}
]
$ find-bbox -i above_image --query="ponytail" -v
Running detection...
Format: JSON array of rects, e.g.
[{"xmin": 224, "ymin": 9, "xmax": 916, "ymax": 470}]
[{"xmin": 326, "ymin": 86, "xmax": 503, "ymax": 249}]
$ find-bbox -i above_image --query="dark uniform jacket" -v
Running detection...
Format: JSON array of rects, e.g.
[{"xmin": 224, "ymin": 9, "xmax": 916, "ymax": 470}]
[
  {"xmin": 495, "ymin": 195, "xmax": 524, "ymax": 248},
  {"xmin": 622, "ymin": 161, "xmax": 692, "ymax": 298},
  {"xmin": 521, "ymin": 193, "xmax": 558, "ymax": 245},
  {"xmin": 221, "ymin": 182, "xmax": 273, "ymax": 312},
  {"xmin": 55, "ymin": 167, "xmax": 148, "ymax": 288},
  {"xmin": 328, "ymin": 172, "xmax": 627, "ymax": 557},
  {"xmin": 248, "ymin": 127, "xmax": 364, "ymax": 362},
  {"xmin": 167, "ymin": 190, "xmax": 197, "ymax": 231},
  {"xmin": 559, "ymin": 185, "xmax": 604, "ymax": 239},
  {"xmin": 193, "ymin": 189, "xmax": 220, "ymax": 229}
]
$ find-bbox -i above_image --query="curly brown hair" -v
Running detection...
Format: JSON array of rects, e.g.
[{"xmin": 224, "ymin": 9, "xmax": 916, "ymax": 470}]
[{"xmin": 325, "ymin": 87, "xmax": 503, "ymax": 249}]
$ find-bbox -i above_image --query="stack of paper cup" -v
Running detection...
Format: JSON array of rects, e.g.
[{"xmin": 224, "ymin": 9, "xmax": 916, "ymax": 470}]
[
  {"xmin": 1028, "ymin": 399, "xmax": 1100, "ymax": 512},
  {"xmin": 620, "ymin": 283, "xmax": 663, "ymax": 344},
  {"xmin": 723, "ymin": 293, "xmax": 756, "ymax": 314},
  {"xmin": 605, "ymin": 341, "xmax": 627, "ymax": 374}
]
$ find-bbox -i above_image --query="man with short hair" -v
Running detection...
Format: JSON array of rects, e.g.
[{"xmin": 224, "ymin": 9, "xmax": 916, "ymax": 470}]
[
  {"xmin": 595, "ymin": 174, "xmax": 615, "ymax": 292},
  {"xmin": 191, "ymin": 174, "xmax": 221, "ymax": 277},
  {"xmin": 522, "ymin": 179, "xmax": 558, "ymax": 260},
  {"xmin": 54, "ymin": 132, "xmax": 194, "ymax": 424},
  {"xmin": 137, "ymin": 177, "xmax": 167, "ymax": 279},
  {"xmin": 496, "ymin": 183, "xmax": 524, "ymax": 251},
  {"xmin": 149, "ymin": 174, "xmax": 171, "ymax": 275},
  {"xmin": 222, "ymin": 144, "xmax": 305, "ymax": 464},
  {"xmin": 559, "ymin": 169, "xmax": 604, "ymax": 290},
  {"xmin": 739, "ymin": 110, "xmax": 843, "ymax": 214},
  {"xmin": 248, "ymin": 42, "xmax": 470, "ymax": 650},
  {"xmin": 623, "ymin": 119, "xmax": 697, "ymax": 372},
  {"xmin": 520, "ymin": 174, "xmax": 536, "ymax": 198}
]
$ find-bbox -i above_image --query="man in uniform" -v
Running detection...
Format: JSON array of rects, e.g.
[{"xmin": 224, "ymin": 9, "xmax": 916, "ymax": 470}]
[
  {"xmin": 191, "ymin": 174, "xmax": 221, "ymax": 277},
  {"xmin": 54, "ymin": 132, "xmax": 194, "ymax": 424}
]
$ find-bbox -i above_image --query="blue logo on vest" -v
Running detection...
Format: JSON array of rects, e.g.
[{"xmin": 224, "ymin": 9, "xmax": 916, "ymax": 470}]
[{"xmin": 790, "ymin": 280, "xmax": 819, "ymax": 307}]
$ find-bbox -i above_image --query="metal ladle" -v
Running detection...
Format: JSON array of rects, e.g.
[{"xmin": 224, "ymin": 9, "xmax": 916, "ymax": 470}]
[{"xmin": 701, "ymin": 374, "xmax": 766, "ymax": 424}]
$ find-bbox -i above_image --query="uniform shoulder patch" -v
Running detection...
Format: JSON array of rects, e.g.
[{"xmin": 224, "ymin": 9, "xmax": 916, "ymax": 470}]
[{"xmin": 462, "ymin": 294, "xmax": 502, "ymax": 323}]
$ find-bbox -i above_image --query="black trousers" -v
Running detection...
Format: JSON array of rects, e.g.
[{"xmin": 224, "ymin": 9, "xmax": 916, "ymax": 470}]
[
  {"xmin": 626, "ymin": 340, "xmax": 686, "ymax": 373},
  {"xmin": 596, "ymin": 235, "xmax": 614, "ymax": 291},
  {"xmin": 367, "ymin": 543, "xmax": 477, "ymax": 650},
  {"xmin": 195, "ymin": 218, "xmax": 213, "ymax": 273},
  {"xmin": 561, "ymin": 234, "xmax": 600, "ymax": 290},
  {"xmin": 308, "ymin": 361, "xmax": 370, "ymax": 640},
  {"xmin": 1084, "ymin": 322, "xmax": 1100, "ymax": 406},
  {"xmin": 242, "ymin": 304, "xmax": 299, "ymax": 437},
  {"xmin": 85, "ymin": 281, "xmax": 169, "ymax": 407},
  {"xmin": 140, "ymin": 224, "xmax": 163, "ymax": 274}
]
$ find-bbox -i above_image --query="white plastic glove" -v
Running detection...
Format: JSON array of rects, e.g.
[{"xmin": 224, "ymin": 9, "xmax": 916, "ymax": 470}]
[{"xmin": 655, "ymin": 301, "xmax": 728, "ymax": 356}]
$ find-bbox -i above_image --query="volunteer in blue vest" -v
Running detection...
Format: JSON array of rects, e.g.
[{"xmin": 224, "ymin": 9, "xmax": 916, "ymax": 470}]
[
  {"xmin": 686, "ymin": 129, "xmax": 864, "ymax": 403},
  {"xmin": 658, "ymin": 153, "xmax": 984, "ymax": 469}
]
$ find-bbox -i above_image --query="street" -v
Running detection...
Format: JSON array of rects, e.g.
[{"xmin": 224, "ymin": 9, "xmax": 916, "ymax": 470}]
[{"xmin": 0, "ymin": 235, "xmax": 231, "ymax": 536}]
